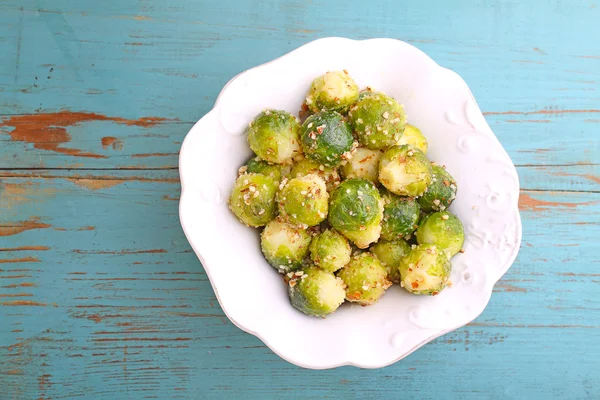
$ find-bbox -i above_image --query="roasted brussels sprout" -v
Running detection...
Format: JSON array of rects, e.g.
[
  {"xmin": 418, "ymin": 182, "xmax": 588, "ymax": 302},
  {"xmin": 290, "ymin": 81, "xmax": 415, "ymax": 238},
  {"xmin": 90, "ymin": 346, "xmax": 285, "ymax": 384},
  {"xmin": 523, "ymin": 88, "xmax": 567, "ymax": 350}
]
[
  {"xmin": 415, "ymin": 211, "xmax": 465, "ymax": 258},
  {"xmin": 305, "ymin": 70, "xmax": 359, "ymax": 113},
  {"xmin": 247, "ymin": 109, "xmax": 301, "ymax": 164},
  {"xmin": 309, "ymin": 229, "xmax": 351, "ymax": 273},
  {"xmin": 229, "ymin": 173, "xmax": 278, "ymax": 227},
  {"xmin": 379, "ymin": 145, "xmax": 433, "ymax": 197},
  {"xmin": 398, "ymin": 244, "xmax": 451, "ymax": 295},
  {"xmin": 328, "ymin": 179, "xmax": 383, "ymax": 249},
  {"xmin": 418, "ymin": 165, "xmax": 457, "ymax": 212},
  {"xmin": 242, "ymin": 157, "xmax": 288, "ymax": 182},
  {"xmin": 349, "ymin": 92, "xmax": 406, "ymax": 150},
  {"xmin": 337, "ymin": 252, "xmax": 391, "ymax": 305},
  {"xmin": 261, "ymin": 219, "xmax": 312, "ymax": 272},
  {"xmin": 277, "ymin": 174, "xmax": 329, "ymax": 228},
  {"xmin": 300, "ymin": 111, "xmax": 354, "ymax": 168},
  {"xmin": 370, "ymin": 239, "xmax": 411, "ymax": 284},
  {"xmin": 290, "ymin": 158, "xmax": 341, "ymax": 192},
  {"xmin": 288, "ymin": 266, "xmax": 346, "ymax": 317},
  {"xmin": 380, "ymin": 191, "xmax": 421, "ymax": 240},
  {"xmin": 340, "ymin": 147, "xmax": 382, "ymax": 184},
  {"xmin": 396, "ymin": 124, "xmax": 428, "ymax": 154}
]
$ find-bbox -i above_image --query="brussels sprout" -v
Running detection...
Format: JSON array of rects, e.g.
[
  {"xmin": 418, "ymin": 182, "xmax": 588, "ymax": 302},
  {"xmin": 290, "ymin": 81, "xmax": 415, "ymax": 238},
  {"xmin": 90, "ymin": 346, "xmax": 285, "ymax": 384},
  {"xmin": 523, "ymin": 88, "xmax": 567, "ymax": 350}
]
[
  {"xmin": 305, "ymin": 71, "xmax": 359, "ymax": 113},
  {"xmin": 379, "ymin": 145, "xmax": 433, "ymax": 197},
  {"xmin": 247, "ymin": 109, "xmax": 302, "ymax": 164},
  {"xmin": 397, "ymin": 124, "xmax": 428, "ymax": 154},
  {"xmin": 309, "ymin": 229, "xmax": 351, "ymax": 273},
  {"xmin": 290, "ymin": 158, "xmax": 341, "ymax": 191},
  {"xmin": 300, "ymin": 111, "xmax": 354, "ymax": 168},
  {"xmin": 337, "ymin": 252, "xmax": 391, "ymax": 305},
  {"xmin": 260, "ymin": 219, "xmax": 312, "ymax": 272},
  {"xmin": 229, "ymin": 173, "xmax": 278, "ymax": 227},
  {"xmin": 380, "ymin": 191, "xmax": 421, "ymax": 240},
  {"xmin": 418, "ymin": 165, "xmax": 458, "ymax": 212},
  {"xmin": 415, "ymin": 211, "xmax": 465, "ymax": 258},
  {"xmin": 398, "ymin": 244, "xmax": 451, "ymax": 295},
  {"xmin": 242, "ymin": 157, "xmax": 288, "ymax": 182},
  {"xmin": 370, "ymin": 239, "xmax": 411, "ymax": 284},
  {"xmin": 288, "ymin": 266, "xmax": 346, "ymax": 317},
  {"xmin": 340, "ymin": 147, "xmax": 382, "ymax": 184},
  {"xmin": 328, "ymin": 179, "xmax": 384, "ymax": 249},
  {"xmin": 278, "ymin": 174, "xmax": 329, "ymax": 227},
  {"xmin": 349, "ymin": 92, "xmax": 407, "ymax": 150}
]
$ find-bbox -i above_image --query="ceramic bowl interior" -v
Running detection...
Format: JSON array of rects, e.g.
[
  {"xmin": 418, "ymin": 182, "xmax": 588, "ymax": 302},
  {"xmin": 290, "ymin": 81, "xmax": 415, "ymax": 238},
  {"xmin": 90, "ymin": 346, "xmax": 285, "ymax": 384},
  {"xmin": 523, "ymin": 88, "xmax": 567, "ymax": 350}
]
[{"xmin": 179, "ymin": 37, "xmax": 522, "ymax": 369}]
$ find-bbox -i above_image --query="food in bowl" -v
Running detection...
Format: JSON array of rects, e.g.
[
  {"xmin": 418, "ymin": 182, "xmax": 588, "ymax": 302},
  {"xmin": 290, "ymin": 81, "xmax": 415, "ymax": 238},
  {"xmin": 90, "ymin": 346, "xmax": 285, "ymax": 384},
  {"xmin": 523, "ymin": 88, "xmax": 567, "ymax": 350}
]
[{"xmin": 228, "ymin": 70, "xmax": 465, "ymax": 317}]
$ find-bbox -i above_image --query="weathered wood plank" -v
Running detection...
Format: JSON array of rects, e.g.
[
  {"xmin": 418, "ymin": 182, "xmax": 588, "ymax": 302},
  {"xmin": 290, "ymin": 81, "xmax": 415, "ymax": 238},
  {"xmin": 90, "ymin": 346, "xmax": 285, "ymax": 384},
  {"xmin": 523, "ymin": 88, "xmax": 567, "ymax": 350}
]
[
  {"xmin": 0, "ymin": 0, "xmax": 599, "ymax": 169},
  {"xmin": 1, "ymin": 173, "xmax": 598, "ymax": 398},
  {"xmin": 0, "ymin": 114, "xmax": 598, "ymax": 169}
]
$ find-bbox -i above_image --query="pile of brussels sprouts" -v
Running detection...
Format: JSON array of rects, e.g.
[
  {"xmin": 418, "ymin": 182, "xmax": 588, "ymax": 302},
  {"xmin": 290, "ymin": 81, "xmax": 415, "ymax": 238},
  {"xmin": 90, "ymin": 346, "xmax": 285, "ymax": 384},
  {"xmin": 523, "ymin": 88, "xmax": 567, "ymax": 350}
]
[{"xmin": 229, "ymin": 70, "xmax": 465, "ymax": 318}]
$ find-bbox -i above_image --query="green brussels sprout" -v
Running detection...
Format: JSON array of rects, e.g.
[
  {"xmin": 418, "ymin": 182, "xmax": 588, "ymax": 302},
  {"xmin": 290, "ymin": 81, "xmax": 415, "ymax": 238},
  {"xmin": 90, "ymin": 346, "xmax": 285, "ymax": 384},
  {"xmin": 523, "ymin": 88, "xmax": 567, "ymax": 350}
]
[
  {"xmin": 398, "ymin": 244, "xmax": 451, "ymax": 295},
  {"xmin": 380, "ymin": 191, "xmax": 421, "ymax": 240},
  {"xmin": 260, "ymin": 219, "xmax": 312, "ymax": 272},
  {"xmin": 415, "ymin": 211, "xmax": 465, "ymax": 258},
  {"xmin": 379, "ymin": 145, "xmax": 433, "ymax": 197},
  {"xmin": 349, "ymin": 92, "xmax": 407, "ymax": 150},
  {"xmin": 305, "ymin": 70, "xmax": 359, "ymax": 113},
  {"xmin": 288, "ymin": 266, "xmax": 346, "ymax": 317},
  {"xmin": 290, "ymin": 158, "xmax": 341, "ymax": 192},
  {"xmin": 397, "ymin": 124, "xmax": 428, "ymax": 154},
  {"xmin": 300, "ymin": 111, "xmax": 354, "ymax": 168},
  {"xmin": 337, "ymin": 252, "xmax": 391, "ymax": 305},
  {"xmin": 418, "ymin": 165, "xmax": 458, "ymax": 212},
  {"xmin": 277, "ymin": 174, "xmax": 329, "ymax": 228},
  {"xmin": 370, "ymin": 239, "xmax": 411, "ymax": 284},
  {"xmin": 247, "ymin": 109, "xmax": 302, "ymax": 164},
  {"xmin": 328, "ymin": 179, "xmax": 384, "ymax": 249},
  {"xmin": 228, "ymin": 173, "xmax": 278, "ymax": 227},
  {"xmin": 340, "ymin": 147, "xmax": 382, "ymax": 184},
  {"xmin": 309, "ymin": 229, "xmax": 351, "ymax": 273},
  {"xmin": 242, "ymin": 157, "xmax": 288, "ymax": 182}
]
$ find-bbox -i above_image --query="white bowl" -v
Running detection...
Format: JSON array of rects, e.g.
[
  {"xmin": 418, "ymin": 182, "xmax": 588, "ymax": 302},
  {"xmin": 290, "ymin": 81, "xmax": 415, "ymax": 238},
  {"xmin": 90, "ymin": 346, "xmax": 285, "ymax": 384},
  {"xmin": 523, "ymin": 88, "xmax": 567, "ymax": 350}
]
[{"xmin": 179, "ymin": 37, "xmax": 522, "ymax": 369}]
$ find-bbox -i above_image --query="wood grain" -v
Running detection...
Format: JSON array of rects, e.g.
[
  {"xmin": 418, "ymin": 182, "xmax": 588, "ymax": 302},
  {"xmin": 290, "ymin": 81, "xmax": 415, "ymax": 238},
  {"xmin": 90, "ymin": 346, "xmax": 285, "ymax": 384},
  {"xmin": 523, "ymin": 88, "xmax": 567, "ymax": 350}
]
[{"xmin": 1, "ymin": 0, "xmax": 599, "ymax": 398}]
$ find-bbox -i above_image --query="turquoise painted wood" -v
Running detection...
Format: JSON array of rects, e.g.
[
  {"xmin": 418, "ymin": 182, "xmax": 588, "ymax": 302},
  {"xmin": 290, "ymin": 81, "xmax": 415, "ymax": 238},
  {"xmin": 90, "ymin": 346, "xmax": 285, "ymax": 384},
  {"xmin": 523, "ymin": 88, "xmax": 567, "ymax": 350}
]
[{"xmin": 0, "ymin": 0, "xmax": 598, "ymax": 398}]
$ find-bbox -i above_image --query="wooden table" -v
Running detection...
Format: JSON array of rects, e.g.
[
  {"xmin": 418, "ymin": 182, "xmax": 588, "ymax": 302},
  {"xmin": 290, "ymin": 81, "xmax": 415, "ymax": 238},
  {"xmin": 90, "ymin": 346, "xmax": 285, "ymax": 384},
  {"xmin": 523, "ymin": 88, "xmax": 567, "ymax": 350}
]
[{"xmin": 1, "ymin": 1, "xmax": 598, "ymax": 398}]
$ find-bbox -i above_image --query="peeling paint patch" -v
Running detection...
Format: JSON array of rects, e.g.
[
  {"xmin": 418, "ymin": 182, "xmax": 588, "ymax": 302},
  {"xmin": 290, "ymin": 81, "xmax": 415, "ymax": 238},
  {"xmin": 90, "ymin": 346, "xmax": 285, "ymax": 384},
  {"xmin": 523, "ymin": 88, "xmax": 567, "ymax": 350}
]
[
  {"xmin": 1, "ymin": 300, "xmax": 47, "ymax": 306},
  {"xmin": 0, "ymin": 218, "xmax": 51, "ymax": 237},
  {"xmin": 2, "ymin": 282, "xmax": 37, "ymax": 288},
  {"xmin": 101, "ymin": 136, "xmax": 124, "ymax": 150},
  {"xmin": 518, "ymin": 193, "xmax": 596, "ymax": 212},
  {"xmin": 494, "ymin": 283, "xmax": 527, "ymax": 293},
  {"xmin": 0, "ymin": 246, "xmax": 50, "ymax": 252},
  {"xmin": 0, "ymin": 257, "xmax": 41, "ymax": 264},
  {"xmin": 69, "ymin": 179, "xmax": 124, "ymax": 191},
  {"xmin": 0, "ymin": 111, "xmax": 167, "ymax": 158},
  {"xmin": 0, "ymin": 182, "xmax": 58, "ymax": 210}
]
